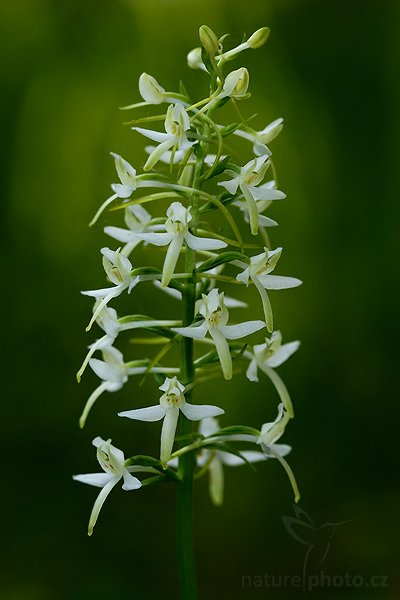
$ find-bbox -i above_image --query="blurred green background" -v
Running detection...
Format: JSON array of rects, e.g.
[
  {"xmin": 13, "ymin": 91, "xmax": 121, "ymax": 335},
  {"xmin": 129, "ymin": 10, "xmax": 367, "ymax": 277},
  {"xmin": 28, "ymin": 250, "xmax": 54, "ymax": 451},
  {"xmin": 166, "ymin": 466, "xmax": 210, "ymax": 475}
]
[{"xmin": 2, "ymin": 0, "xmax": 399, "ymax": 598}]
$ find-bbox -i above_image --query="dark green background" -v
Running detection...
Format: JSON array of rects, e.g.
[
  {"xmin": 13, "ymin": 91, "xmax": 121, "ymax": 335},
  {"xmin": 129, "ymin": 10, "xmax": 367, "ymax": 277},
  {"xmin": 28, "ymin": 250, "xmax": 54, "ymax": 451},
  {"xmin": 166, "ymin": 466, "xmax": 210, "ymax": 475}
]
[{"xmin": 2, "ymin": 0, "xmax": 398, "ymax": 598}]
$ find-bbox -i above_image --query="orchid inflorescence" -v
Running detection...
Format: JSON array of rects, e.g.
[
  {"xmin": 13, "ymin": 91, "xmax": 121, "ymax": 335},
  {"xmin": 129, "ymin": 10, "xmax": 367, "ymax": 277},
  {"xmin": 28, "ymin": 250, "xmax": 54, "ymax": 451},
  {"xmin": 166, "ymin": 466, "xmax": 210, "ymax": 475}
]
[{"xmin": 74, "ymin": 25, "xmax": 302, "ymax": 542}]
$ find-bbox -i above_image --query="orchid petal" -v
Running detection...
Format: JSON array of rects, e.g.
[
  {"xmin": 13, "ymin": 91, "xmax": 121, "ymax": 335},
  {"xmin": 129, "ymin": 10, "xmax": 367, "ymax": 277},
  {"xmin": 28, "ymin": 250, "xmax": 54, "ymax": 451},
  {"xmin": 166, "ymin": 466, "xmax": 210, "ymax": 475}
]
[
  {"xmin": 172, "ymin": 323, "xmax": 208, "ymax": 339},
  {"xmin": 258, "ymin": 275, "xmax": 303, "ymax": 290},
  {"xmin": 118, "ymin": 404, "xmax": 167, "ymax": 422},
  {"xmin": 122, "ymin": 470, "xmax": 142, "ymax": 491},
  {"xmin": 160, "ymin": 406, "xmax": 180, "ymax": 466},
  {"xmin": 180, "ymin": 402, "xmax": 224, "ymax": 421},
  {"xmin": 246, "ymin": 358, "xmax": 259, "ymax": 382},
  {"xmin": 88, "ymin": 476, "xmax": 120, "ymax": 536},
  {"xmin": 161, "ymin": 235, "xmax": 184, "ymax": 287},
  {"xmin": 267, "ymin": 341, "xmax": 300, "ymax": 368},
  {"xmin": 79, "ymin": 381, "xmax": 111, "ymax": 428},
  {"xmin": 209, "ymin": 456, "xmax": 224, "ymax": 506},
  {"xmin": 185, "ymin": 231, "xmax": 227, "ymax": 251},
  {"xmin": 221, "ymin": 320, "xmax": 265, "ymax": 340},
  {"xmin": 133, "ymin": 232, "xmax": 172, "ymax": 246},
  {"xmin": 73, "ymin": 472, "xmax": 115, "ymax": 488},
  {"xmin": 209, "ymin": 327, "xmax": 232, "ymax": 380},
  {"xmin": 131, "ymin": 127, "xmax": 170, "ymax": 143},
  {"xmin": 251, "ymin": 276, "xmax": 273, "ymax": 332}
]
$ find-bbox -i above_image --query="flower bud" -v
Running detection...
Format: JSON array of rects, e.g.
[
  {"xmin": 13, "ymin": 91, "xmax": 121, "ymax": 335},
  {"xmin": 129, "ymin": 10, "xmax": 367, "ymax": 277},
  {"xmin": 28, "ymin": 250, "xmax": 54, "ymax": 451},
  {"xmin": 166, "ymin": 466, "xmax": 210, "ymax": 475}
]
[
  {"xmin": 223, "ymin": 67, "xmax": 250, "ymax": 99},
  {"xmin": 139, "ymin": 73, "xmax": 166, "ymax": 104},
  {"xmin": 187, "ymin": 47, "xmax": 206, "ymax": 70},
  {"xmin": 247, "ymin": 27, "xmax": 270, "ymax": 49},
  {"xmin": 199, "ymin": 25, "xmax": 219, "ymax": 54}
]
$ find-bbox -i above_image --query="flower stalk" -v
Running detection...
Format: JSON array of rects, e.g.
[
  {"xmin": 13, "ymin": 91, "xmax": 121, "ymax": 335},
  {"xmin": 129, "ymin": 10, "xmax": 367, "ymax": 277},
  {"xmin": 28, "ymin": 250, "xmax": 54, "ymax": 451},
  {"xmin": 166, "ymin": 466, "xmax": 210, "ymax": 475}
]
[{"xmin": 74, "ymin": 24, "xmax": 303, "ymax": 600}]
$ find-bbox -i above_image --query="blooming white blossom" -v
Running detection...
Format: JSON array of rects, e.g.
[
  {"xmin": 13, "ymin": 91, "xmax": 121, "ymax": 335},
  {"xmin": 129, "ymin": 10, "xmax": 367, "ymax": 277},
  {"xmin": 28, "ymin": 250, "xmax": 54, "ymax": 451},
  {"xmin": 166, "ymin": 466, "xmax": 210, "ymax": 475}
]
[
  {"xmin": 73, "ymin": 437, "xmax": 142, "ymax": 535},
  {"xmin": 104, "ymin": 204, "xmax": 163, "ymax": 257},
  {"xmin": 138, "ymin": 73, "xmax": 188, "ymax": 105},
  {"xmin": 234, "ymin": 118, "xmax": 284, "ymax": 156},
  {"xmin": 81, "ymin": 248, "xmax": 138, "ymax": 331},
  {"xmin": 173, "ymin": 289, "xmax": 265, "ymax": 380},
  {"xmin": 132, "ymin": 104, "xmax": 195, "ymax": 171},
  {"xmin": 246, "ymin": 331, "xmax": 299, "ymax": 417},
  {"xmin": 119, "ymin": 377, "xmax": 224, "ymax": 467},
  {"xmin": 232, "ymin": 179, "xmax": 283, "ymax": 227},
  {"xmin": 79, "ymin": 345, "xmax": 148, "ymax": 428},
  {"xmin": 130, "ymin": 201, "xmax": 227, "ymax": 287},
  {"xmin": 89, "ymin": 153, "xmax": 164, "ymax": 226},
  {"xmin": 236, "ymin": 247, "xmax": 302, "ymax": 331},
  {"xmin": 218, "ymin": 155, "xmax": 278, "ymax": 235}
]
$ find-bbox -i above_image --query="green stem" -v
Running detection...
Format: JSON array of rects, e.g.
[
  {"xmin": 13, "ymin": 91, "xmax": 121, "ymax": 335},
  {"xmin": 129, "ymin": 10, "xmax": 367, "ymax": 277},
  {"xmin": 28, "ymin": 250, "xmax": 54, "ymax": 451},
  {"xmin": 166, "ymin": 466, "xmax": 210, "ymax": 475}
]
[{"xmin": 176, "ymin": 147, "xmax": 204, "ymax": 600}]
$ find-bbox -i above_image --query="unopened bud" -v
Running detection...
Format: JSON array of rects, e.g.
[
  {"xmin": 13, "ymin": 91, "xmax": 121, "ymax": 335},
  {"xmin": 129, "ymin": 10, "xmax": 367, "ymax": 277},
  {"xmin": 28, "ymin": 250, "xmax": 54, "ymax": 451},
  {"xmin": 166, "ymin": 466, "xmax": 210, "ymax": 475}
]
[
  {"xmin": 199, "ymin": 25, "xmax": 219, "ymax": 54},
  {"xmin": 187, "ymin": 47, "xmax": 206, "ymax": 70},
  {"xmin": 224, "ymin": 67, "xmax": 250, "ymax": 99},
  {"xmin": 139, "ymin": 73, "xmax": 166, "ymax": 104},
  {"xmin": 247, "ymin": 27, "xmax": 270, "ymax": 49}
]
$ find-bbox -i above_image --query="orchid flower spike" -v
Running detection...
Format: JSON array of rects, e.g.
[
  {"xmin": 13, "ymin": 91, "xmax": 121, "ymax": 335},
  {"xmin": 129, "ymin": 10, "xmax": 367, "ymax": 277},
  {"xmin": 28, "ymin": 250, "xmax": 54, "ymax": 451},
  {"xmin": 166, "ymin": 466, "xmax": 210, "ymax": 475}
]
[
  {"xmin": 73, "ymin": 437, "xmax": 142, "ymax": 535},
  {"xmin": 234, "ymin": 118, "xmax": 284, "ymax": 156},
  {"xmin": 119, "ymin": 377, "xmax": 224, "ymax": 467},
  {"xmin": 81, "ymin": 248, "xmax": 139, "ymax": 331},
  {"xmin": 236, "ymin": 247, "xmax": 302, "ymax": 331},
  {"xmin": 127, "ymin": 201, "xmax": 226, "ymax": 287},
  {"xmin": 173, "ymin": 289, "xmax": 265, "ymax": 380},
  {"xmin": 132, "ymin": 104, "xmax": 195, "ymax": 171}
]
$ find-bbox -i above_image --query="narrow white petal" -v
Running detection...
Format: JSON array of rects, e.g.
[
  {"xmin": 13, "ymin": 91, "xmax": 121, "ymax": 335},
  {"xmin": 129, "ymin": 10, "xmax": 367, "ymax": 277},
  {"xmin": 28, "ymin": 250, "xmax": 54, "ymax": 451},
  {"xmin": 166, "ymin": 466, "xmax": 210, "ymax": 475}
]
[
  {"xmin": 267, "ymin": 341, "xmax": 300, "ymax": 368},
  {"xmin": 250, "ymin": 187, "xmax": 286, "ymax": 201},
  {"xmin": 209, "ymin": 456, "xmax": 224, "ymax": 506},
  {"xmin": 220, "ymin": 451, "xmax": 266, "ymax": 466},
  {"xmin": 89, "ymin": 358, "xmax": 119, "ymax": 382},
  {"xmin": 133, "ymin": 232, "xmax": 172, "ymax": 246},
  {"xmin": 252, "ymin": 276, "xmax": 273, "ymax": 332},
  {"xmin": 73, "ymin": 473, "xmax": 115, "ymax": 488},
  {"xmin": 185, "ymin": 231, "xmax": 227, "ymax": 251},
  {"xmin": 104, "ymin": 226, "xmax": 139, "ymax": 244},
  {"xmin": 160, "ymin": 407, "xmax": 180, "ymax": 466},
  {"xmin": 259, "ymin": 275, "xmax": 303, "ymax": 290},
  {"xmin": 258, "ymin": 363, "xmax": 294, "ymax": 417},
  {"xmin": 88, "ymin": 477, "xmax": 120, "ymax": 536},
  {"xmin": 224, "ymin": 296, "xmax": 248, "ymax": 309},
  {"xmin": 240, "ymin": 183, "xmax": 259, "ymax": 235},
  {"xmin": 172, "ymin": 323, "xmax": 208, "ymax": 339},
  {"xmin": 89, "ymin": 194, "xmax": 118, "ymax": 227},
  {"xmin": 132, "ymin": 127, "xmax": 170, "ymax": 143},
  {"xmin": 161, "ymin": 235, "xmax": 183, "ymax": 287},
  {"xmin": 84, "ymin": 290, "xmax": 123, "ymax": 332},
  {"xmin": 118, "ymin": 405, "xmax": 167, "ymax": 422},
  {"xmin": 110, "ymin": 183, "xmax": 133, "ymax": 199},
  {"xmin": 270, "ymin": 443, "xmax": 292, "ymax": 457},
  {"xmin": 144, "ymin": 138, "xmax": 176, "ymax": 171},
  {"xmin": 221, "ymin": 320, "xmax": 265, "ymax": 340},
  {"xmin": 122, "ymin": 470, "xmax": 142, "ymax": 491},
  {"xmin": 218, "ymin": 178, "xmax": 239, "ymax": 195},
  {"xmin": 246, "ymin": 358, "xmax": 259, "ymax": 382},
  {"xmin": 209, "ymin": 328, "xmax": 232, "ymax": 380},
  {"xmin": 76, "ymin": 335, "xmax": 109, "ymax": 382},
  {"xmin": 79, "ymin": 381, "xmax": 111, "ymax": 428},
  {"xmin": 180, "ymin": 402, "xmax": 224, "ymax": 421}
]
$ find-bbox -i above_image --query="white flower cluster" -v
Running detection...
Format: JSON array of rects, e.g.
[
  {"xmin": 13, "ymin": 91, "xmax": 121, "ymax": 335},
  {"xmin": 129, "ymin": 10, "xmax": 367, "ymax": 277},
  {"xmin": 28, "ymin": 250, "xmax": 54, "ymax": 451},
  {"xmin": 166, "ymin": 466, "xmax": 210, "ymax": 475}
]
[{"xmin": 74, "ymin": 25, "xmax": 302, "ymax": 535}]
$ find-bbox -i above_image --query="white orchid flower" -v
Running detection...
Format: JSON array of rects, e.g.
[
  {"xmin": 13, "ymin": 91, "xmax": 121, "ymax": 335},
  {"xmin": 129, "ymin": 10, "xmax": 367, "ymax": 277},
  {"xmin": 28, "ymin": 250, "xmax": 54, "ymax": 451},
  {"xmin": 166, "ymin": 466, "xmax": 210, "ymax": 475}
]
[
  {"xmin": 132, "ymin": 104, "xmax": 195, "ymax": 171},
  {"xmin": 128, "ymin": 201, "xmax": 226, "ymax": 287},
  {"xmin": 73, "ymin": 437, "xmax": 142, "ymax": 535},
  {"xmin": 218, "ymin": 154, "xmax": 277, "ymax": 235},
  {"xmin": 79, "ymin": 345, "xmax": 146, "ymax": 428},
  {"xmin": 202, "ymin": 68, "xmax": 250, "ymax": 112},
  {"xmin": 187, "ymin": 47, "xmax": 208, "ymax": 71},
  {"xmin": 104, "ymin": 204, "xmax": 163, "ymax": 257},
  {"xmin": 119, "ymin": 377, "xmax": 224, "ymax": 467},
  {"xmin": 90, "ymin": 153, "xmax": 166, "ymax": 226},
  {"xmin": 120, "ymin": 73, "xmax": 189, "ymax": 110},
  {"xmin": 81, "ymin": 248, "xmax": 138, "ymax": 331},
  {"xmin": 236, "ymin": 247, "xmax": 302, "ymax": 331},
  {"xmin": 173, "ymin": 289, "xmax": 265, "ymax": 380},
  {"xmin": 77, "ymin": 303, "xmax": 121, "ymax": 382},
  {"xmin": 246, "ymin": 331, "xmax": 300, "ymax": 417},
  {"xmin": 234, "ymin": 118, "xmax": 284, "ymax": 156},
  {"xmin": 232, "ymin": 179, "xmax": 284, "ymax": 228},
  {"xmin": 197, "ymin": 418, "xmax": 268, "ymax": 506}
]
